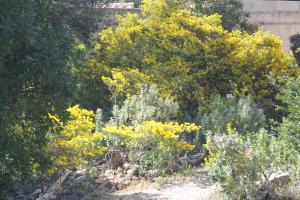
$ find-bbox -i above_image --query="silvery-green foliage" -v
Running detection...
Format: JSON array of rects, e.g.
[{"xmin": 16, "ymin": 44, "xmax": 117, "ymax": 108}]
[
  {"xmin": 95, "ymin": 108, "xmax": 104, "ymax": 132},
  {"xmin": 196, "ymin": 94, "xmax": 266, "ymax": 138},
  {"xmin": 109, "ymin": 85, "xmax": 179, "ymax": 126}
]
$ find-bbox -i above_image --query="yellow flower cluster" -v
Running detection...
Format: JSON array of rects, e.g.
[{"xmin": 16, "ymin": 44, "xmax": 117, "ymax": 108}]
[
  {"xmin": 92, "ymin": 0, "xmax": 298, "ymax": 117},
  {"xmin": 47, "ymin": 105, "xmax": 106, "ymax": 172},
  {"xmin": 102, "ymin": 68, "xmax": 151, "ymax": 98},
  {"xmin": 103, "ymin": 121, "xmax": 199, "ymax": 152}
]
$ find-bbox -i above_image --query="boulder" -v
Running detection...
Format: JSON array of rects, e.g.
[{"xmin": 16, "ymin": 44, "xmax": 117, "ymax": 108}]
[
  {"xmin": 106, "ymin": 151, "xmax": 124, "ymax": 170},
  {"xmin": 269, "ymin": 172, "xmax": 290, "ymax": 190},
  {"xmin": 16, "ymin": 194, "xmax": 27, "ymax": 200},
  {"xmin": 95, "ymin": 175, "xmax": 108, "ymax": 184},
  {"xmin": 126, "ymin": 164, "xmax": 139, "ymax": 176},
  {"xmin": 97, "ymin": 181, "xmax": 113, "ymax": 191},
  {"xmin": 36, "ymin": 191, "xmax": 57, "ymax": 200},
  {"xmin": 186, "ymin": 153, "xmax": 205, "ymax": 166},
  {"xmin": 73, "ymin": 175, "xmax": 87, "ymax": 185},
  {"xmin": 113, "ymin": 177, "xmax": 131, "ymax": 190},
  {"xmin": 29, "ymin": 189, "xmax": 42, "ymax": 199},
  {"xmin": 146, "ymin": 169, "xmax": 159, "ymax": 178}
]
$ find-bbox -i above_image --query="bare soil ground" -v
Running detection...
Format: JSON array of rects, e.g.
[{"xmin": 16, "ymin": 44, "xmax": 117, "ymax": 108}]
[{"xmin": 106, "ymin": 169, "xmax": 220, "ymax": 200}]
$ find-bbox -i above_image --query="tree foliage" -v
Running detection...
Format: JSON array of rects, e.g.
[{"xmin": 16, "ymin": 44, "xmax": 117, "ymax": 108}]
[
  {"xmin": 0, "ymin": 0, "xmax": 76, "ymax": 195},
  {"xmin": 47, "ymin": 106, "xmax": 106, "ymax": 172},
  {"xmin": 91, "ymin": 0, "xmax": 296, "ymax": 119},
  {"xmin": 192, "ymin": 0, "xmax": 255, "ymax": 32}
]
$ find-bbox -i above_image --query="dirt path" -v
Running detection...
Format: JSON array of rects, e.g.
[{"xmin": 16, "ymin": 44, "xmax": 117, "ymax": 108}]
[{"xmin": 108, "ymin": 171, "xmax": 218, "ymax": 200}]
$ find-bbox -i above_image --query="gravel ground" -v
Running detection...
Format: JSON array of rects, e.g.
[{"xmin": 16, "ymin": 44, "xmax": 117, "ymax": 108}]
[{"xmin": 108, "ymin": 171, "xmax": 218, "ymax": 200}]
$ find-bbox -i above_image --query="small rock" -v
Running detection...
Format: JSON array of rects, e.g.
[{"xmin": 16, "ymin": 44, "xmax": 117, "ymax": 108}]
[
  {"xmin": 16, "ymin": 194, "xmax": 27, "ymax": 200},
  {"xmin": 106, "ymin": 151, "xmax": 124, "ymax": 170},
  {"xmin": 74, "ymin": 175, "xmax": 87, "ymax": 184},
  {"xmin": 186, "ymin": 153, "xmax": 205, "ymax": 166},
  {"xmin": 269, "ymin": 172, "xmax": 290, "ymax": 190},
  {"xmin": 74, "ymin": 169, "xmax": 88, "ymax": 178},
  {"xmin": 105, "ymin": 169, "xmax": 115, "ymax": 176},
  {"xmin": 16, "ymin": 188, "xmax": 24, "ymax": 195},
  {"xmin": 168, "ymin": 162, "xmax": 180, "ymax": 173},
  {"xmin": 147, "ymin": 170, "xmax": 160, "ymax": 178},
  {"xmin": 113, "ymin": 177, "xmax": 131, "ymax": 190},
  {"xmin": 95, "ymin": 175, "xmax": 108, "ymax": 184},
  {"xmin": 36, "ymin": 192, "xmax": 57, "ymax": 200},
  {"xmin": 123, "ymin": 162, "xmax": 130, "ymax": 170},
  {"xmin": 98, "ymin": 181, "xmax": 113, "ymax": 191},
  {"xmin": 30, "ymin": 189, "xmax": 41, "ymax": 198},
  {"xmin": 127, "ymin": 165, "xmax": 139, "ymax": 176}
]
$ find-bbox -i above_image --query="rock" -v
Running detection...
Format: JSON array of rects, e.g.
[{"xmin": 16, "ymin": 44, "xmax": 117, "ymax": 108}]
[
  {"xmin": 147, "ymin": 170, "xmax": 160, "ymax": 178},
  {"xmin": 127, "ymin": 165, "xmax": 139, "ymax": 176},
  {"xmin": 36, "ymin": 192, "xmax": 57, "ymax": 200},
  {"xmin": 168, "ymin": 162, "xmax": 180, "ymax": 173},
  {"xmin": 269, "ymin": 172, "xmax": 290, "ymax": 190},
  {"xmin": 105, "ymin": 169, "xmax": 115, "ymax": 176},
  {"xmin": 30, "ymin": 189, "xmax": 42, "ymax": 199},
  {"xmin": 16, "ymin": 188, "xmax": 24, "ymax": 196},
  {"xmin": 16, "ymin": 194, "xmax": 27, "ymax": 200},
  {"xmin": 123, "ymin": 162, "xmax": 131, "ymax": 171},
  {"xmin": 55, "ymin": 171, "xmax": 71, "ymax": 186},
  {"xmin": 95, "ymin": 175, "xmax": 108, "ymax": 184},
  {"xmin": 74, "ymin": 169, "xmax": 88, "ymax": 178},
  {"xmin": 186, "ymin": 153, "xmax": 205, "ymax": 166},
  {"xmin": 106, "ymin": 151, "xmax": 124, "ymax": 170},
  {"xmin": 98, "ymin": 181, "xmax": 113, "ymax": 191},
  {"xmin": 113, "ymin": 177, "xmax": 131, "ymax": 190},
  {"xmin": 73, "ymin": 175, "xmax": 87, "ymax": 185}
]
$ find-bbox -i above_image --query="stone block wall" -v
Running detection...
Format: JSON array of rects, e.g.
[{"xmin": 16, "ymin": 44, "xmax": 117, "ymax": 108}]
[{"xmin": 244, "ymin": 0, "xmax": 300, "ymax": 51}]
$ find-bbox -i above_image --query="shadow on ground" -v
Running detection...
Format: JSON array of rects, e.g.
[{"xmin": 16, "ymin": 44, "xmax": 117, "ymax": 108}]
[{"xmin": 104, "ymin": 192, "xmax": 164, "ymax": 200}]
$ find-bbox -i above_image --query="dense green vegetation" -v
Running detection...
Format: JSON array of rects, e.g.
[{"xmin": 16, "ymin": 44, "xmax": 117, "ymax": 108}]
[{"xmin": 1, "ymin": 0, "xmax": 300, "ymax": 199}]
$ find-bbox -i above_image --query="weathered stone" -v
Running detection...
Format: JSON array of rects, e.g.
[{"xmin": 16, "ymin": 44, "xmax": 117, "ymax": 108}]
[
  {"xmin": 74, "ymin": 169, "xmax": 88, "ymax": 178},
  {"xmin": 105, "ymin": 169, "xmax": 115, "ymax": 176},
  {"xmin": 16, "ymin": 188, "xmax": 24, "ymax": 195},
  {"xmin": 127, "ymin": 164, "xmax": 139, "ymax": 176},
  {"xmin": 73, "ymin": 175, "xmax": 87, "ymax": 185},
  {"xmin": 269, "ymin": 172, "xmax": 290, "ymax": 190},
  {"xmin": 147, "ymin": 170, "xmax": 160, "ymax": 178},
  {"xmin": 95, "ymin": 175, "xmax": 108, "ymax": 184},
  {"xmin": 36, "ymin": 192, "xmax": 57, "ymax": 200},
  {"xmin": 16, "ymin": 194, "xmax": 27, "ymax": 200},
  {"xmin": 123, "ymin": 162, "xmax": 131, "ymax": 171},
  {"xmin": 98, "ymin": 181, "xmax": 113, "ymax": 191},
  {"xmin": 113, "ymin": 177, "xmax": 131, "ymax": 190},
  {"xmin": 186, "ymin": 153, "xmax": 205, "ymax": 166},
  {"xmin": 106, "ymin": 151, "xmax": 124, "ymax": 170},
  {"xmin": 30, "ymin": 189, "xmax": 42, "ymax": 199}
]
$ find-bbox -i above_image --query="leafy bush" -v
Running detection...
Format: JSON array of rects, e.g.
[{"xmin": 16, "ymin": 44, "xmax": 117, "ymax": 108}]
[
  {"xmin": 100, "ymin": 85, "xmax": 197, "ymax": 174},
  {"xmin": 193, "ymin": 0, "xmax": 255, "ymax": 32},
  {"xmin": 103, "ymin": 121, "xmax": 199, "ymax": 174},
  {"xmin": 276, "ymin": 76, "xmax": 300, "ymax": 152},
  {"xmin": 195, "ymin": 94, "xmax": 265, "ymax": 146},
  {"xmin": 109, "ymin": 85, "xmax": 179, "ymax": 126},
  {"xmin": 205, "ymin": 125, "xmax": 299, "ymax": 199},
  {"xmin": 47, "ymin": 105, "xmax": 107, "ymax": 173},
  {"xmin": 91, "ymin": 0, "xmax": 296, "ymax": 119}
]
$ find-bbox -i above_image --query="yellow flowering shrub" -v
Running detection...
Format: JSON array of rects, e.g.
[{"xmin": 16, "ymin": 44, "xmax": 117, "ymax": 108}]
[
  {"xmin": 102, "ymin": 68, "xmax": 151, "ymax": 98},
  {"xmin": 91, "ymin": 0, "xmax": 298, "ymax": 119},
  {"xmin": 103, "ymin": 121, "xmax": 199, "ymax": 173},
  {"xmin": 47, "ymin": 105, "xmax": 107, "ymax": 172}
]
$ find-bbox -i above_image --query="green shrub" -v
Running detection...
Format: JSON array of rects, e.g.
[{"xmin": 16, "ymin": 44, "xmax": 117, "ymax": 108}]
[
  {"xmin": 102, "ymin": 85, "xmax": 197, "ymax": 174},
  {"xmin": 109, "ymin": 85, "xmax": 179, "ymax": 126},
  {"xmin": 276, "ymin": 76, "xmax": 300, "ymax": 152},
  {"xmin": 195, "ymin": 94, "xmax": 266, "ymax": 146},
  {"xmin": 205, "ymin": 125, "xmax": 298, "ymax": 200}
]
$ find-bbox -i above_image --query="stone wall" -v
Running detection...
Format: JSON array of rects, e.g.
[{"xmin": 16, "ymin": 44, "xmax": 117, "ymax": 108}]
[{"xmin": 243, "ymin": 0, "xmax": 300, "ymax": 51}]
